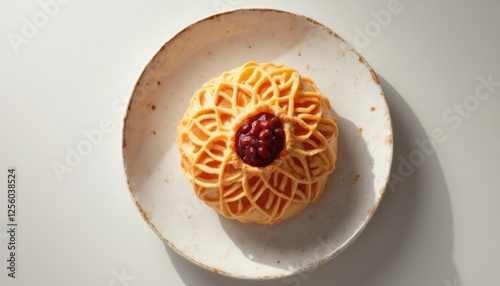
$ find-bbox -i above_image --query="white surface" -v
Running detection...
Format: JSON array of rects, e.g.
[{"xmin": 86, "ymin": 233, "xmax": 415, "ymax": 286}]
[
  {"xmin": 0, "ymin": 0, "xmax": 499, "ymax": 285},
  {"xmin": 122, "ymin": 9, "xmax": 392, "ymax": 279}
]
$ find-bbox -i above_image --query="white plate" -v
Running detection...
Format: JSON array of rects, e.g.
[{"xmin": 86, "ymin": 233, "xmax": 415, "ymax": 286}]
[{"xmin": 122, "ymin": 8, "xmax": 393, "ymax": 279}]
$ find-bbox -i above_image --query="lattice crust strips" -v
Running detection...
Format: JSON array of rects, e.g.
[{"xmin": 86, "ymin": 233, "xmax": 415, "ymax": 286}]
[{"xmin": 177, "ymin": 62, "xmax": 338, "ymax": 225}]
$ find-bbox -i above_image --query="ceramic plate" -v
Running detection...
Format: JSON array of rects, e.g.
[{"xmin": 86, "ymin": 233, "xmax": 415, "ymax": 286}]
[{"xmin": 122, "ymin": 8, "xmax": 393, "ymax": 279}]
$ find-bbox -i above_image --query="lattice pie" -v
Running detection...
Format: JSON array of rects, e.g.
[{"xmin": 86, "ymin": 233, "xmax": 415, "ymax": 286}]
[{"xmin": 177, "ymin": 62, "xmax": 338, "ymax": 225}]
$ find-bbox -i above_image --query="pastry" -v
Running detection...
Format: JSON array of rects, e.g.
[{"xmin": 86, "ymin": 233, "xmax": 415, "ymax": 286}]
[{"xmin": 177, "ymin": 61, "xmax": 338, "ymax": 225}]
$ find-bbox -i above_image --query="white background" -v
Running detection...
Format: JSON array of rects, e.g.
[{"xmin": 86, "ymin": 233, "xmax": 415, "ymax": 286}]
[{"xmin": 1, "ymin": 0, "xmax": 499, "ymax": 285}]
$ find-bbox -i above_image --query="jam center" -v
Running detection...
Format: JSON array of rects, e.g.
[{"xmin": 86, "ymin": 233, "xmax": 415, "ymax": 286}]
[{"xmin": 236, "ymin": 113, "xmax": 285, "ymax": 167}]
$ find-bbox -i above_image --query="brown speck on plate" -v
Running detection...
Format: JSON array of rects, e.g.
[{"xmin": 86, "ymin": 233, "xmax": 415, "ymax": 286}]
[
  {"xmin": 122, "ymin": 8, "xmax": 392, "ymax": 281},
  {"xmin": 370, "ymin": 69, "xmax": 380, "ymax": 85},
  {"xmin": 367, "ymin": 206, "xmax": 377, "ymax": 219},
  {"xmin": 147, "ymin": 103, "xmax": 157, "ymax": 110},
  {"xmin": 386, "ymin": 135, "xmax": 393, "ymax": 145},
  {"xmin": 370, "ymin": 106, "xmax": 376, "ymax": 112}
]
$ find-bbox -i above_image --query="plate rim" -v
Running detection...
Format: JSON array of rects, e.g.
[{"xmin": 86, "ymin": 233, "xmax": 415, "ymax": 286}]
[{"xmin": 121, "ymin": 7, "xmax": 393, "ymax": 280}]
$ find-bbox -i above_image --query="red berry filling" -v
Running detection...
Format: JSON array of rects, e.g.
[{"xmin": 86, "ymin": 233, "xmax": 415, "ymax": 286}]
[{"xmin": 236, "ymin": 113, "xmax": 285, "ymax": 167}]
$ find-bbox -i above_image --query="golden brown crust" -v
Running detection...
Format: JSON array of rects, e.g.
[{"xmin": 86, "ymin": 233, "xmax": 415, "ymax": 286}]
[{"xmin": 177, "ymin": 62, "xmax": 338, "ymax": 225}]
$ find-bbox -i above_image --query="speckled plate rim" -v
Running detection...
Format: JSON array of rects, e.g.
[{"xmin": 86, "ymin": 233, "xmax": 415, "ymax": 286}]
[{"xmin": 122, "ymin": 7, "xmax": 393, "ymax": 280}]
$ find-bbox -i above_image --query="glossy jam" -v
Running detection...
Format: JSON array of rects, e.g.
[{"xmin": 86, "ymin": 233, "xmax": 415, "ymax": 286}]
[{"xmin": 236, "ymin": 113, "xmax": 285, "ymax": 167}]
